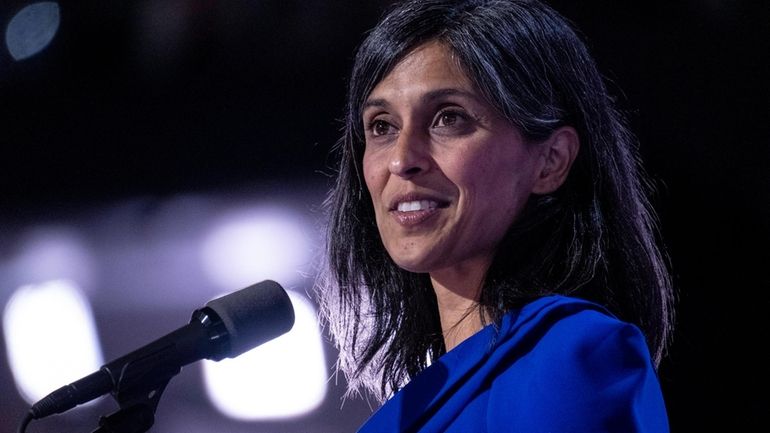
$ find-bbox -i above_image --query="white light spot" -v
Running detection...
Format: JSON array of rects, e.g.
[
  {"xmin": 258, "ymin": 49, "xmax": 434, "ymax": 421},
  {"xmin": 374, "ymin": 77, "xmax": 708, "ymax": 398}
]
[
  {"xmin": 3, "ymin": 280, "xmax": 104, "ymax": 404},
  {"xmin": 13, "ymin": 226, "xmax": 95, "ymax": 290},
  {"xmin": 203, "ymin": 292, "xmax": 327, "ymax": 420},
  {"xmin": 5, "ymin": 2, "xmax": 61, "ymax": 61},
  {"xmin": 200, "ymin": 206, "xmax": 313, "ymax": 290}
]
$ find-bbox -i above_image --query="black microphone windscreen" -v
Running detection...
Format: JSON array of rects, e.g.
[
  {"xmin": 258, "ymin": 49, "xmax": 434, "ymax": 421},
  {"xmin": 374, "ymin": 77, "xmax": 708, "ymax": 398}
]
[{"xmin": 205, "ymin": 280, "xmax": 295, "ymax": 358}]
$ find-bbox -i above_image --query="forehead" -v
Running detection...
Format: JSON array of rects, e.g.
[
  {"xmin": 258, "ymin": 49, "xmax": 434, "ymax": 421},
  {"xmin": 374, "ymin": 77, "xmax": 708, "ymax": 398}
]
[{"xmin": 368, "ymin": 41, "xmax": 475, "ymax": 99}]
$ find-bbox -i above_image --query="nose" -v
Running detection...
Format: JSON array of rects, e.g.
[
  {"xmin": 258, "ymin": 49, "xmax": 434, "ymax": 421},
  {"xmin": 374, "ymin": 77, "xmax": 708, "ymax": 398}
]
[{"xmin": 389, "ymin": 127, "xmax": 431, "ymax": 178}]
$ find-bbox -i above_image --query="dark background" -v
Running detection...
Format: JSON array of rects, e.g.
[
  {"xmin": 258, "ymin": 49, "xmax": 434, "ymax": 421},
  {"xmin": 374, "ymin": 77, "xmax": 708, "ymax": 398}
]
[{"xmin": 1, "ymin": 1, "xmax": 769, "ymax": 432}]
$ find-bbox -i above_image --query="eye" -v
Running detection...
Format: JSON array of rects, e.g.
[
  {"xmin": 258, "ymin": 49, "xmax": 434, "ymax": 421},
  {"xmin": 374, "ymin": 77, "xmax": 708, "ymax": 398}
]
[
  {"xmin": 434, "ymin": 110, "xmax": 462, "ymax": 127},
  {"xmin": 369, "ymin": 119, "xmax": 395, "ymax": 137},
  {"xmin": 432, "ymin": 108, "xmax": 473, "ymax": 135},
  {"xmin": 433, "ymin": 109, "xmax": 468, "ymax": 128}
]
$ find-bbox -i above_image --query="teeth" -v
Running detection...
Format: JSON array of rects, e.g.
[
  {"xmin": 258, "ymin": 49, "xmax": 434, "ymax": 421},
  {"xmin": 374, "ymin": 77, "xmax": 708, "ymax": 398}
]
[{"xmin": 397, "ymin": 200, "xmax": 438, "ymax": 212}]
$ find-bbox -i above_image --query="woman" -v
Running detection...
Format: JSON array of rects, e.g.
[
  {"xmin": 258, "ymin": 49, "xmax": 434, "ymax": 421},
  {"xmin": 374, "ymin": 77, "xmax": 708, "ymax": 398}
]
[{"xmin": 319, "ymin": 0, "xmax": 675, "ymax": 431}]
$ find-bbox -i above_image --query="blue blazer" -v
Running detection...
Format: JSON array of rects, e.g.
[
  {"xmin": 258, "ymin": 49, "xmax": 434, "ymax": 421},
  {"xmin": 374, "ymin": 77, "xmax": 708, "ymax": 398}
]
[{"xmin": 358, "ymin": 296, "xmax": 669, "ymax": 432}]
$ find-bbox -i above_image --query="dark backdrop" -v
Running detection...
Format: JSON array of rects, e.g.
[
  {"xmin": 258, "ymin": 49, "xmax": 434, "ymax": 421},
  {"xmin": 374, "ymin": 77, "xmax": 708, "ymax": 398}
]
[{"xmin": 1, "ymin": 1, "xmax": 768, "ymax": 432}]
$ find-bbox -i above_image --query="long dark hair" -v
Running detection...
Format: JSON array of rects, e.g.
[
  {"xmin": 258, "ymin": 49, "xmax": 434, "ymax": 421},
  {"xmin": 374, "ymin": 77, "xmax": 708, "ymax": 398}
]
[{"xmin": 318, "ymin": 0, "xmax": 674, "ymax": 401}]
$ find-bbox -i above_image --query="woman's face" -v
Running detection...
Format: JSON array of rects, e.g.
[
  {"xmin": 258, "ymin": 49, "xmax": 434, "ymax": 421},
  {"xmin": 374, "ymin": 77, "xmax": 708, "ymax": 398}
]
[{"xmin": 362, "ymin": 41, "xmax": 546, "ymax": 279}]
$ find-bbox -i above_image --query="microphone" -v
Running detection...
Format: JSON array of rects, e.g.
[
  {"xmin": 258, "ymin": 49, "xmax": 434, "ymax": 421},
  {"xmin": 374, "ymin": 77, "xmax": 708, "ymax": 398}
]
[{"xmin": 27, "ymin": 280, "xmax": 295, "ymax": 420}]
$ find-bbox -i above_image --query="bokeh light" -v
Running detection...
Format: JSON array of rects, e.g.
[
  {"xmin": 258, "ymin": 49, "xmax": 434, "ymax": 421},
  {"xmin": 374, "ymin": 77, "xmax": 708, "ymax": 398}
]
[
  {"xmin": 202, "ymin": 291, "xmax": 327, "ymax": 420},
  {"xmin": 5, "ymin": 1, "xmax": 61, "ymax": 61},
  {"xmin": 200, "ymin": 206, "xmax": 315, "ymax": 291},
  {"xmin": 3, "ymin": 280, "xmax": 104, "ymax": 404}
]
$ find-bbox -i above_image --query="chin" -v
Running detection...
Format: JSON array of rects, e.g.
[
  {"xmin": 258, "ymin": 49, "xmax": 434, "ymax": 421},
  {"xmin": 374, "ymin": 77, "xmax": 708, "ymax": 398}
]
[
  {"xmin": 383, "ymin": 239, "xmax": 443, "ymax": 274},
  {"xmin": 394, "ymin": 262, "xmax": 429, "ymax": 274},
  {"xmin": 389, "ymin": 252, "xmax": 436, "ymax": 274}
]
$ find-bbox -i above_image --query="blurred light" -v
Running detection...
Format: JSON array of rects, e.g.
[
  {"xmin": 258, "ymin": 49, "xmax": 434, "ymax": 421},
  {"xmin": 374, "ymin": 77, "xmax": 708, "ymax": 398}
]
[
  {"xmin": 13, "ymin": 226, "xmax": 96, "ymax": 291},
  {"xmin": 200, "ymin": 206, "xmax": 314, "ymax": 290},
  {"xmin": 3, "ymin": 280, "xmax": 104, "ymax": 404},
  {"xmin": 203, "ymin": 291, "xmax": 327, "ymax": 420},
  {"xmin": 5, "ymin": 2, "xmax": 61, "ymax": 61}
]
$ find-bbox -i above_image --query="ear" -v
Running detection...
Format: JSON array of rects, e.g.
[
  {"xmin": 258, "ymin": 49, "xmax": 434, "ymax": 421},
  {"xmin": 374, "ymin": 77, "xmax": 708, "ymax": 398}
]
[{"xmin": 532, "ymin": 126, "xmax": 580, "ymax": 194}]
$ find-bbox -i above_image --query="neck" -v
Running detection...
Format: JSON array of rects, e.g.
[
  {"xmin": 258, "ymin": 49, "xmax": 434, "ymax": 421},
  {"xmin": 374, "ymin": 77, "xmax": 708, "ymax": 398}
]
[{"xmin": 429, "ymin": 258, "xmax": 489, "ymax": 351}]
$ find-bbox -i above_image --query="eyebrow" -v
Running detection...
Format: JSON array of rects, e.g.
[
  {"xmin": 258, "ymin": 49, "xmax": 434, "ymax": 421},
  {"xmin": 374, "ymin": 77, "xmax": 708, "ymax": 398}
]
[{"xmin": 362, "ymin": 88, "xmax": 480, "ymax": 111}]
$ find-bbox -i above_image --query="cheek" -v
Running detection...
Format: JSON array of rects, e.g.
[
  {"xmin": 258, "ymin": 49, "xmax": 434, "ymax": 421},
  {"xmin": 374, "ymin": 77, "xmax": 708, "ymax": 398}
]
[
  {"xmin": 452, "ymin": 147, "xmax": 539, "ymax": 214},
  {"xmin": 448, "ymin": 149, "xmax": 512, "ymax": 188},
  {"xmin": 362, "ymin": 150, "xmax": 387, "ymax": 209},
  {"xmin": 362, "ymin": 152, "xmax": 378, "ymax": 193}
]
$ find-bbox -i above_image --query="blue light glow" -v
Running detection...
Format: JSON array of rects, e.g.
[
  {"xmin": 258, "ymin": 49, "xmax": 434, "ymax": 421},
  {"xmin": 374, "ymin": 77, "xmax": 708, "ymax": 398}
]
[{"xmin": 5, "ymin": 2, "xmax": 61, "ymax": 61}]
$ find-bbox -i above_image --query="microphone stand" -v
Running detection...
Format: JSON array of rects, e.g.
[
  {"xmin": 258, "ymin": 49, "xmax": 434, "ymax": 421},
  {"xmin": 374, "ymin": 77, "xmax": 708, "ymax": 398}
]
[
  {"xmin": 88, "ymin": 308, "xmax": 227, "ymax": 433},
  {"xmin": 90, "ymin": 338, "xmax": 183, "ymax": 433},
  {"xmin": 21, "ymin": 282, "xmax": 292, "ymax": 433},
  {"xmin": 91, "ymin": 381, "xmax": 170, "ymax": 433}
]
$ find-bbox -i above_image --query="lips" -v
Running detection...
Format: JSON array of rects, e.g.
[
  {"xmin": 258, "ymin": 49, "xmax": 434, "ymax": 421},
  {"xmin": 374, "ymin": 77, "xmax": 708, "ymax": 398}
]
[
  {"xmin": 397, "ymin": 200, "xmax": 438, "ymax": 212},
  {"xmin": 388, "ymin": 193, "xmax": 450, "ymax": 227},
  {"xmin": 388, "ymin": 193, "xmax": 450, "ymax": 212}
]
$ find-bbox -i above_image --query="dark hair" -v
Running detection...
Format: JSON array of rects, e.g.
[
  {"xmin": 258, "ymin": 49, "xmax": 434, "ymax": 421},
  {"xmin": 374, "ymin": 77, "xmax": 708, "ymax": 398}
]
[{"xmin": 318, "ymin": 0, "xmax": 674, "ymax": 400}]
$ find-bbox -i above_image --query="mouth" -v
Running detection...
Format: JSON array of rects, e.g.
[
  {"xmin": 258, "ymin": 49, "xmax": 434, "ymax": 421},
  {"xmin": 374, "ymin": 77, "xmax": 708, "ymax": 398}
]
[
  {"xmin": 396, "ymin": 199, "xmax": 440, "ymax": 212},
  {"xmin": 387, "ymin": 195, "xmax": 451, "ymax": 228},
  {"xmin": 389, "ymin": 194, "xmax": 451, "ymax": 213}
]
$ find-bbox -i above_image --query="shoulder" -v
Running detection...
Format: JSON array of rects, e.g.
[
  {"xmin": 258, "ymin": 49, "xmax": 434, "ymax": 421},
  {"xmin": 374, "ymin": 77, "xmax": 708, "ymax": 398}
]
[
  {"xmin": 507, "ymin": 295, "xmax": 650, "ymax": 366},
  {"xmin": 486, "ymin": 295, "xmax": 669, "ymax": 432}
]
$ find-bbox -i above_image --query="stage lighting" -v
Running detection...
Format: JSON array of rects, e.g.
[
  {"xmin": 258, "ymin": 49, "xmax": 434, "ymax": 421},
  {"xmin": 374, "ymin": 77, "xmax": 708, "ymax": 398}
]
[
  {"xmin": 5, "ymin": 1, "xmax": 61, "ymax": 61},
  {"xmin": 3, "ymin": 280, "xmax": 104, "ymax": 405},
  {"xmin": 13, "ymin": 226, "xmax": 95, "ymax": 290},
  {"xmin": 200, "ymin": 206, "xmax": 314, "ymax": 290},
  {"xmin": 202, "ymin": 291, "xmax": 327, "ymax": 420}
]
